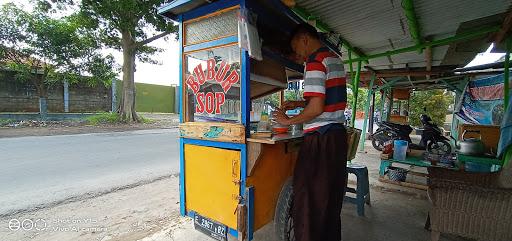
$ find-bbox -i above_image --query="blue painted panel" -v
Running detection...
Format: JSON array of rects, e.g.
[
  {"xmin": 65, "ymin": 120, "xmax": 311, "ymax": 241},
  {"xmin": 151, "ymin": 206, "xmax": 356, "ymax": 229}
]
[
  {"xmin": 183, "ymin": 35, "xmax": 238, "ymax": 53},
  {"xmin": 182, "ymin": 0, "xmax": 240, "ymax": 21},
  {"xmin": 178, "ymin": 16, "xmax": 184, "ymax": 123},
  {"xmin": 157, "ymin": 0, "xmax": 193, "ymax": 15},
  {"xmin": 179, "ymin": 138, "xmax": 186, "ymax": 216},
  {"xmin": 229, "ymin": 228, "xmax": 238, "ymax": 238},
  {"xmin": 182, "ymin": 138, "xmax": 245, "ymax": 150},
  {"xmin": 240, "ymin": 50, "xmax": 250, "ymax": 128},
  {"xmin": 239, "ymin": 146, "xmax": 247, "ymax": 196},
  {"xmin": 247, "ymin": 186, "xmax": 255, "ymax": 241}
]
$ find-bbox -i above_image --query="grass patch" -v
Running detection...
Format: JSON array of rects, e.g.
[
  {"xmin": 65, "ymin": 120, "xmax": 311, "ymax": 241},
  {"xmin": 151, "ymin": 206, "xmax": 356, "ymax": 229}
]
[
  {"xmin": 138, "ymin": 115, "xmax": 154, "ymax": 124},
  {"xmin": 86, "ymin": 112, "xmax": 122, "ymax": 125},
  {"xmin": 0, "ymin": 118, "xmax": 14, "ymax": 126}
]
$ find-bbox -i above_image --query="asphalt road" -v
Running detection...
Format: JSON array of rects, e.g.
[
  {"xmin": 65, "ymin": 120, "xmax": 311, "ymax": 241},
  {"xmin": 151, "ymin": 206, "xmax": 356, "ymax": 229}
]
[{"xmin": 0, "ymin": 129, "xmax": 180, "ymax": 216}]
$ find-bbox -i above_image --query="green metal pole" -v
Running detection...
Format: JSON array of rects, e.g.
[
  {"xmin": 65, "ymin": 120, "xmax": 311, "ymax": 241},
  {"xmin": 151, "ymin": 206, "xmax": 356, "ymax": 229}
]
[
  {"xmin": 344, "ymin": 26, "xmax": 500, "ymax": 64},
  {"xmin": 402, "ymin": 0, "xmax": 423, "ymax": 52},
  {"xmin": 359, "ymin": 73, "xmax": 376, "ymax": 151},
  {"xmin": 348, "ymin": 50, "xmax": 354, "ymax": 88},
  {"xmin": 351, "ymin": 61, "xmax": 362, "ymax": 127},
  {"xmin": 505, "ymin": 38, "xmax": 511, "ymax": 109}
]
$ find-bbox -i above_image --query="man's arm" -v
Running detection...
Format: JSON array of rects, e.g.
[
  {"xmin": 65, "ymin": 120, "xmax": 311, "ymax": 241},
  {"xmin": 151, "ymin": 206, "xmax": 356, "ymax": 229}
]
[
  {"xmin": 281, "ymin": 100, "xmax": 307, "ymax": 110},
  {"xmin": 274, "ymin": 97, "xmax": 324, "ymax": 125},
  {"xmin": 275, "ymin": 59, "xmax": 326, "ymax": 125}
]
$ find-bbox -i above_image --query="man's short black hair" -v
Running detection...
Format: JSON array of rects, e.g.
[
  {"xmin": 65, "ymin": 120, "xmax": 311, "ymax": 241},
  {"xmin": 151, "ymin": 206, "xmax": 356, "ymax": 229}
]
[{"xmin": 290, "ymin": 23, "xmax": 319, "ymax": 41}]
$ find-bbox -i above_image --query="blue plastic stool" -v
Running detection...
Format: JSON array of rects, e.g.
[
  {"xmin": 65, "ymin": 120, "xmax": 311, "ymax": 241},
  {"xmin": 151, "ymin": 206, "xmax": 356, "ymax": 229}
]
[{"xmin": 344, "ymin": 162, "xmax": 371, "ymax": 216}]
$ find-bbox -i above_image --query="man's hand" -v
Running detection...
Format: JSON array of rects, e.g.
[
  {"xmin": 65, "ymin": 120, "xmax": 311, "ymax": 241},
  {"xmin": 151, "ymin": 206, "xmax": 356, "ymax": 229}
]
[
  {"xmin": 272, "ymin": 108, "xmax": 291, "ymax": 125},
  {"xmin": 278, "ymin": 97, "xmax": 324, "ymax": 125},
  {"xmin": 281, "ymin": 101, "xmax": 306, "ymax": 110}
]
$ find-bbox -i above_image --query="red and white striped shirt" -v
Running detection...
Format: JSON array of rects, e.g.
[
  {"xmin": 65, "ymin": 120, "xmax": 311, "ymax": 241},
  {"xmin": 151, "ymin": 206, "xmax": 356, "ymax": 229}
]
[{"xmin": 303, "ymin": 47, "xmax": 347, "ymax": 133}]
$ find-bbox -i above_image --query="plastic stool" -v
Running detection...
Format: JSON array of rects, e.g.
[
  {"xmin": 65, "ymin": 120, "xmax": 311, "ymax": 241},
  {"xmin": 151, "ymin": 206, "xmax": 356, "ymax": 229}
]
[{"xmin": 345, "ymin": 162, "xmax": 371, "ymax": 216}]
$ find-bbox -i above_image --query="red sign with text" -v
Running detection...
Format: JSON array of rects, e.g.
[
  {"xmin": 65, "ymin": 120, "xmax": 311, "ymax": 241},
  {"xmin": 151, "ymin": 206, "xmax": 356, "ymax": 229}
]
[{"xmin": 186, "ymin": 58, "xmax": 240, "ymax": 115}]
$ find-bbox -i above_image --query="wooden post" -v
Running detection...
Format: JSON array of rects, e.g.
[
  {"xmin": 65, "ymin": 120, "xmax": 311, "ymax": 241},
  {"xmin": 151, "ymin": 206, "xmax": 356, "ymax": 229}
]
[
  {"xmin": 380, "ymin": 90, "xmax": 385, "ymax": 121},
  {"xmin": 387, "ymin": 89, "xmax": 393, "ymax": 121}
]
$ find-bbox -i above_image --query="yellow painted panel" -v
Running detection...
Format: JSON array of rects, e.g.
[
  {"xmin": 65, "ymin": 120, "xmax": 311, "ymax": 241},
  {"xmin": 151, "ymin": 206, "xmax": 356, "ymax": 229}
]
[
  {"xmin": 246, "ymin": 143, "xmax": 297, "ymax": 230},
  {"xmin": 184, "ymin": 144, "xmax": 240, "ymax": 229}
]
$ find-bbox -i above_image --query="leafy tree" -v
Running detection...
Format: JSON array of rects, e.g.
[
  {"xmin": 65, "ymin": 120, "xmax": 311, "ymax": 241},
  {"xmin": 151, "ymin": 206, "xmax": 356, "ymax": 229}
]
[
  {"xmin": 72, "ymin": 0, "xmax": 178, "ymax": 122},
  {"xmin": 0, "ymin": 2, "xmax": 116, "ymax": 114},
  {"xmin": 347, "ymin": 87, "xmax": 382, "ymax": 111},
  {"xmin": 409, "ymin": 90, "xmax": 454, "ymax": 127}
]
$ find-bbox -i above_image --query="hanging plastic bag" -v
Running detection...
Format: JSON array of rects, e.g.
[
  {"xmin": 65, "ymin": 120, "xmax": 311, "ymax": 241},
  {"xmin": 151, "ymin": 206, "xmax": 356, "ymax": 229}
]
[{"xmin": 238, "ymin": 9, "xmax": 262, "ymax": 60}]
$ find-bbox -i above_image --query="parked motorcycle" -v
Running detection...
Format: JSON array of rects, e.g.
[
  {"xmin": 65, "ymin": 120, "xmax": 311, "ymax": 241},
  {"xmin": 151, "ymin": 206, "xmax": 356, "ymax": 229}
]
[{"xmin": 370, "ymin": 114, "xmax": 452, "ymax": 154}]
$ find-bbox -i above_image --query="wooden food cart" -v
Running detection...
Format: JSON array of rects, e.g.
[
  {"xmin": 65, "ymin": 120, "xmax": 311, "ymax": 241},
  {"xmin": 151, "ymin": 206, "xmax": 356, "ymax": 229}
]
[{"xmin": 157, "ymin": 1, "xmax": 356, "ymax": 240}]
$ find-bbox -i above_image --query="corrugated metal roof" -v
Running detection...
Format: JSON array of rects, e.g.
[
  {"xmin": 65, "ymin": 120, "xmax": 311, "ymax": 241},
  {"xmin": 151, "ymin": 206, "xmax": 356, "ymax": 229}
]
[{"xmin": 296, "ymin": 0, "xmax": 512, "ymax": 71}]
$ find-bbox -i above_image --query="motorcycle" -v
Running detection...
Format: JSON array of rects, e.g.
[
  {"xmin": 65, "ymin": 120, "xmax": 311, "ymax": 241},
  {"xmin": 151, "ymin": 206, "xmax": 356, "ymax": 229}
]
[{"xmin": 370, "ymin": 114, "xmax": 451, "ymax": 154}]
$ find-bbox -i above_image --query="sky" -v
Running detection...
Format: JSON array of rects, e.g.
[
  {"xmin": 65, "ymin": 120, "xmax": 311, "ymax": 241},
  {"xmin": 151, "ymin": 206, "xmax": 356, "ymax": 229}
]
[{"xmin": 0, "ymin": 0, "xmax": 506, "ymax": 87}]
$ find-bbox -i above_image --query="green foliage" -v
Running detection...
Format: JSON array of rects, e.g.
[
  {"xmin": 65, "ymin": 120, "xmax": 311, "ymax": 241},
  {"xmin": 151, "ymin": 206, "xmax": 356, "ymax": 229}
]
[
  {"xmin": 0, "ymin": 118, "xmax": 14, "ymax": 126},
  {"xmin": 409, "ymin": 90, "xmax": 454, "ymax": 127},
  {"xmin": 138, "ymin": 115, "xmax": 153, "ymax": 124},
  {"xmin": 86, "ymin": 112, "xmax": 122, "ymax": 125},
  {"xmin": 0, "ymin": 2, "xmax": 117, "ymax": 90},
  {"xmin": 284, "ymin": 90, "xmax": 304, "ymax": 101},
  {"xmin": 75, "ymin": 0, "xmax": 178, "ymax": 63},
  {"xmin": 347, "ymin": 87, "xmax": 382, "ymax": 111},
  {"xmin": 86, "ymin": 112, "xmax": 152, "ymax": 125}
]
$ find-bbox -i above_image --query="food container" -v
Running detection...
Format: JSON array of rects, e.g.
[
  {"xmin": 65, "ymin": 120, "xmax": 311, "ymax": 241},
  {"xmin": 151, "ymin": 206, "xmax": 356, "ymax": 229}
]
[
  {"xmin": 387, "ymin": 167, "xmax": 408, "ymax": 182},
  {"xmin": 393, "ymin": 140, "xmax": 408, "ymax": 161},
  {"xmin": 271, "ymin": 123, "xmax": 289, "ymax": 134}
]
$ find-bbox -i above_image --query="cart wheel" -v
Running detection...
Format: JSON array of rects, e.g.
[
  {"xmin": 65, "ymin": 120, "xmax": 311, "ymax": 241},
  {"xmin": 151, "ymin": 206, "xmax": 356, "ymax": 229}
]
[{"xmin": 274, "ymin": 178, "xmax": 295, "ymax": 241}]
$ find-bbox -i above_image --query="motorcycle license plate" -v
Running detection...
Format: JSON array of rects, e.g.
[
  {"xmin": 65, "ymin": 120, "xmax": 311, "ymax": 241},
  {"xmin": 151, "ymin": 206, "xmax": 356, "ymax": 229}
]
[{"xmin": 193, "ymin": 213, "xmax": 227, "ymax": 241}]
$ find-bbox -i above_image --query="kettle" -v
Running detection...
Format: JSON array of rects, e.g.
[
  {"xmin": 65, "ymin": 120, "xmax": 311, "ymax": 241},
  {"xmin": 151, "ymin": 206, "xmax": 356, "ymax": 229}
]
[{"xmin": 456, "ymin": 130, "xmax": 485, "ymax": 156}]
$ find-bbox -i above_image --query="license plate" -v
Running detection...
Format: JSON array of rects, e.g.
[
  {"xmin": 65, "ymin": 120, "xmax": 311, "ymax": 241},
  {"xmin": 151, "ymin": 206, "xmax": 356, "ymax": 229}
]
[{"xmin": 193, "ymin": 213, "xmax": 227, "ymax": 241}]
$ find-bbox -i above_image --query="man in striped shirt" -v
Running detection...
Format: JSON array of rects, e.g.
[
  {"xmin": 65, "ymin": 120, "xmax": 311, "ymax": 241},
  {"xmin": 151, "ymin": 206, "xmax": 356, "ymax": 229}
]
[{"xmin": 274, "ymin": 23, "xmax": 348, "ymax": 241}]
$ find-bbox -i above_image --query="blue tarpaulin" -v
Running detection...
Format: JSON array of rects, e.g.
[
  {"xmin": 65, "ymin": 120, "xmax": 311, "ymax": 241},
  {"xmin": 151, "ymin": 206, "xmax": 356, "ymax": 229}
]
[{"xmin": 456, "ymin": 73, "xmax": 509, "ymax": 125}]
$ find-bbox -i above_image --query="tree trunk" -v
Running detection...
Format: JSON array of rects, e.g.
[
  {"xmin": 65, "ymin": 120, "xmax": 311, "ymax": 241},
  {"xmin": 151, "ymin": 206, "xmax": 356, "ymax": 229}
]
[{"xmin": 119, "ymin": 30, "xmax": 139, "ymax": 122}]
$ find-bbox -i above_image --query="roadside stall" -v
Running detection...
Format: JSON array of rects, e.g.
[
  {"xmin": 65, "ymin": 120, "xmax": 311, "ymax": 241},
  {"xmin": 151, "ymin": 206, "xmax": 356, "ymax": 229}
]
[
  {"xmin": 157, "ymin": 1, "xmax": 360, "ymax": 240},
  {"xmin": 375, "ymin": 71, "xmax": 509, "ymax": 189},
  {"xmin": 158, "ymin": 0, "xmax": 512, "ymax": 240}
]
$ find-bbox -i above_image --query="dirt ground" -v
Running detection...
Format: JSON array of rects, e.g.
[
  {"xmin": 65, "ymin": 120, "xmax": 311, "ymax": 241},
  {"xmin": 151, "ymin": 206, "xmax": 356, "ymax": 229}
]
[
  {"xmin": 0, "ymin": 117, "xmax": 468, "ymax": 241},
  {"xmin": 0, "ymin": 175, "xmax": 466, "ymax": 241},
  {"xmin": 0, "ymin": 113, "xmax": 179, "ymax": 138}
]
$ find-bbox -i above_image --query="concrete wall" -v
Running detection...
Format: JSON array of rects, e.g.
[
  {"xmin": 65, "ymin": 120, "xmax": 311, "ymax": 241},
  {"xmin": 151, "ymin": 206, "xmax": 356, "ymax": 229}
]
[
  {"xmin": 0, "ymin": 71, "xmax": 111, "ymax": 113},
  {"xmin": 68, "ymin": 83, "xmax": 112, "ymax": 112},
  {"xmin": 116, "ymin": 80, "xmax": 176, "ymax": 113}
]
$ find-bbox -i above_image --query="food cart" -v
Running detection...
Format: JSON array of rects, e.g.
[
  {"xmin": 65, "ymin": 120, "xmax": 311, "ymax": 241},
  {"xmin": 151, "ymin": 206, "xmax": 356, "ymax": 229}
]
[
  {"xmin": 157, "ymin": 0, "xmax": 512, "ymax": 239},
  {"xmin": 157, "ymin": 1, "xmax": 362, "ymax": 240}
]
